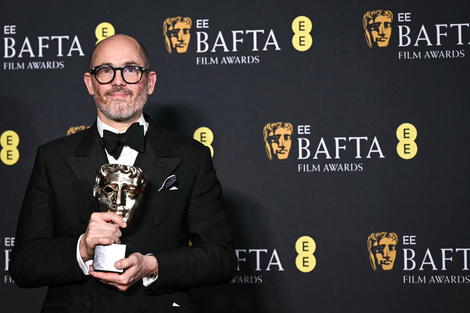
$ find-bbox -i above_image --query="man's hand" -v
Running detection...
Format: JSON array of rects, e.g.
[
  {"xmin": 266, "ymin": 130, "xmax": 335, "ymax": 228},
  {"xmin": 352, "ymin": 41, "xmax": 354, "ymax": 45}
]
[
  {"xmin": 79, "ymin": 212, "xmax": 127, "ymax": 262},
  {"xmin": 89, "ymin": 253, "xmax": 159, "ymax": 292}
]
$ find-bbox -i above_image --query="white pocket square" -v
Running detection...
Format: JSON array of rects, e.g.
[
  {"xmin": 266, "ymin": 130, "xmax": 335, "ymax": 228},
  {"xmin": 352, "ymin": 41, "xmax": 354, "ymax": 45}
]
[{"xmin": 158, "ymin": 174, "xmax": 178, "ymax": 191}]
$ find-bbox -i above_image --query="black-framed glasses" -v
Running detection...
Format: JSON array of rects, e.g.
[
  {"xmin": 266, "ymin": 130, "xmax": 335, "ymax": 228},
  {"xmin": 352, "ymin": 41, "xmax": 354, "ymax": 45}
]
[{"xmin": 89, "ymin": 65, "xmax": 150, "ymax": 84}]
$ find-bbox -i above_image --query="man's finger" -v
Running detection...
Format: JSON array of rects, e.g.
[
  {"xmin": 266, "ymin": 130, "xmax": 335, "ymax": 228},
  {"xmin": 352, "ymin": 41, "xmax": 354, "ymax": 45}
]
[
  {"xmin": 99, "ymin": 212, "xmax": 127, "ymax": 228},
  {"xmin": 115, "ymin": 256, "xmax": 134, "ymax": 270}
]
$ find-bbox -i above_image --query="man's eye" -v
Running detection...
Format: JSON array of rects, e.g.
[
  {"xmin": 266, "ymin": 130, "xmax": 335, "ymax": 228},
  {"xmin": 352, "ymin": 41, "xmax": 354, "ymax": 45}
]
[
  {"xmin": 99, "ymin": 68, "xmax": 112, "ymax": 74},
  {"xmin": 126, "ymin": 67, "xmax": 137, "ymax": 73}
]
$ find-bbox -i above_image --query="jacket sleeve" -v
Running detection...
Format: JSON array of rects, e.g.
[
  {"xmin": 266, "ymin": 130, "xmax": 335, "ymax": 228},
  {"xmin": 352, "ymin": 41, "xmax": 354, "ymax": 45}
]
[{"xmin": 9, "ymin": 146, "xmax": 88, "ymax": 288}]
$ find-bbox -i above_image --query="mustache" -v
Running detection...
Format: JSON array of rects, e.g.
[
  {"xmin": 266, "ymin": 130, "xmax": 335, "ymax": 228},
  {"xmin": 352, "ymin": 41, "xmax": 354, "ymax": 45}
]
[{"xmin": 104, "ymin": 86, "xmax": 133, "ymax": 96}]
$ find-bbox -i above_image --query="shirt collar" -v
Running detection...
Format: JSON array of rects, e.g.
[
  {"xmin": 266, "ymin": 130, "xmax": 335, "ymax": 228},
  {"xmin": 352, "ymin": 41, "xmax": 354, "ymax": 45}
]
[{"xmin": 97, "ymin": 114, "xmax": 148, "ymax": 137}]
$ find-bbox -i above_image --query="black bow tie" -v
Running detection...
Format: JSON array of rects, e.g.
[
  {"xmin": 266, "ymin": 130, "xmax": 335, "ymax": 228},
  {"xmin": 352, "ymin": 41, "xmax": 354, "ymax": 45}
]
[{"xmin": 102, "ymin": 123, "xmax": 145, "ymax": 159}]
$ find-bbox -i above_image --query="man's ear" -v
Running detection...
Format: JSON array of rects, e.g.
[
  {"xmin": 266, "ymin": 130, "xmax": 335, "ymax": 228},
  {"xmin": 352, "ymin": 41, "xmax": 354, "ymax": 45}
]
[
  {"xmin": 84, "ymin": 72, "xmax": 95, "ymax": 95},
  {"xmin": 146, "ymin": 71, "xmax": 157, "ymax": 95}
]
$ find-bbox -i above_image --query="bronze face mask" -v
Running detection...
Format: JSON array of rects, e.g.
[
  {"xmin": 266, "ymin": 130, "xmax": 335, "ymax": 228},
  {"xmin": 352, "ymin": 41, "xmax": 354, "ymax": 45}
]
[{"xmin": 93, "ymin": 164, "xmax": 147, "ymax": 226}]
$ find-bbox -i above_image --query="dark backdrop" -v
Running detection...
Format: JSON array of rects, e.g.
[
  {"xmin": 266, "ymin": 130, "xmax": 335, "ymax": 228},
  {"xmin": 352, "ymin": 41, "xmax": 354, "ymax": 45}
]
[{"xmin": 1, "ymin": 0, "xmax": 469, "ymax": 312}]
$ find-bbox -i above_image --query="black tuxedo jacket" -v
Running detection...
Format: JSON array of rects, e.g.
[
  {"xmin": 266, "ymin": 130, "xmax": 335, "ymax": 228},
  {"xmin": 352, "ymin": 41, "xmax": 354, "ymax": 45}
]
[{"xmin": 10, "ymin": 116, "xmax": 237, "ymax": 313}]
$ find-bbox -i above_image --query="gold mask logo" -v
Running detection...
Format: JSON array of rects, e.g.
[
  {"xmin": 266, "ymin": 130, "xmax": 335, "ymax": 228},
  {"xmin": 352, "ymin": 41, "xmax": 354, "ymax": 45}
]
[
  {"xmin": 363, "ymin": 10, "xmax": 393, "ymax": 48},
  {"xmin": 67, "ymin": 126, "xmax": 89, "ymax": 136},
  {"xmin": 163, "ymin": 17, "xmax": 193, "ymax": 54},
  {"xmin": 263, "ymin": 122, "xmax": 293, "ymax": 160},
  {"xmin": 367, "ymin": 232, "xmax": 398, "ymax": 271}
]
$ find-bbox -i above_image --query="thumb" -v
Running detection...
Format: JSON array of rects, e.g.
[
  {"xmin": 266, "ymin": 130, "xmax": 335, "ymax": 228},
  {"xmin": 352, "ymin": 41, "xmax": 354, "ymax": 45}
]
[{"xmin": 115, "ymin": 258, "xmax": 130, "ymax": 269}]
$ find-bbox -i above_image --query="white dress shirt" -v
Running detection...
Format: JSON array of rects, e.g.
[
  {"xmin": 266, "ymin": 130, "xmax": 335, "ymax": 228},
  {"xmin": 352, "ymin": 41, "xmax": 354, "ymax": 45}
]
[{"xmin": 76, "ymin": 115, "xmax": 157, "ymax": 286}]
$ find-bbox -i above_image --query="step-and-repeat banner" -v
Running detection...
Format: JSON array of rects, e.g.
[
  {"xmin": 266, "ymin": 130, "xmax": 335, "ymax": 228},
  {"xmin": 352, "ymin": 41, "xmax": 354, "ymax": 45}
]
[{"xmin": 1, "ymin": 0, "xmax": 469, "ymax": 312}]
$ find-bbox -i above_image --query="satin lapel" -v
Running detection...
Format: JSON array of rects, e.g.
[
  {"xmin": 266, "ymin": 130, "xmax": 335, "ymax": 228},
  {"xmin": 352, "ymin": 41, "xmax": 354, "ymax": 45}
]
[
  {"xmin": 134, "ymin": 117, "xmax": 183, "ymax": 190},
  {"xmin": 64, "ymin": 124, "xmax": 108, "ymax": 202}
]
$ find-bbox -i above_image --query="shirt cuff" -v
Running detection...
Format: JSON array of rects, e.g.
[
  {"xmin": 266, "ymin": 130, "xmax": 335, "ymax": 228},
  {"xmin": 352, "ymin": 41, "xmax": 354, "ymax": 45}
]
[
  {"xmin": 142, "ymin": 253, "xmax": 158, "ymax": 287},
  {"xmin": 76, "ymin": 234, "xmax": 92, "ymax": 275},
  {"xmin": 77, "ymin": 236, "xmax": 158, "ymax": 286}
]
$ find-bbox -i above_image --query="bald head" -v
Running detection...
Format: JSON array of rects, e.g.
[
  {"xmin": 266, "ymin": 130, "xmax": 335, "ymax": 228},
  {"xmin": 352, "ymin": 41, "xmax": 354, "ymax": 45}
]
[{"xmin": 89, "ymin": 34, "xmax": 150, "ymax": 69}]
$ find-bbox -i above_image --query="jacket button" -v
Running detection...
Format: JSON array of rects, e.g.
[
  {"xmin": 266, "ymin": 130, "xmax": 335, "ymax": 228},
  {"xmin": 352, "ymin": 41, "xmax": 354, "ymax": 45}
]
[
  {"xmin": 152, "ymin": 217, "xmax": 161, "ymax": 225},
  {"xmin": 80, "ymin": 217, "xmax": 88, "ymax": 224},
  {"xmin": 138, "ymin": 304, "xmax": 148, "ymax": 312},
  {"xmin": 85, "ymin": 302, "xmax": 93, "ymax": 310}
]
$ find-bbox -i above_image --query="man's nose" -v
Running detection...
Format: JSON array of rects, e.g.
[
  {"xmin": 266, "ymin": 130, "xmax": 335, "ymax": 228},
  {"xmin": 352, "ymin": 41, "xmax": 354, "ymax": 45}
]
[
  {"xmin": 278, "ymin": 137, "xmax": 285, "ymax": 148},
  {"xmin": 112, "ymin": 69, "xmax": 126, "ymax": 85}
]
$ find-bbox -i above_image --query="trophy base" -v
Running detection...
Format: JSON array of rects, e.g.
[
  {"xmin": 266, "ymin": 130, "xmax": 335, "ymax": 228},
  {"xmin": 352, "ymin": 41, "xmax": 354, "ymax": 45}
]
[{"xmin": 93, "ymin": 244, "xmax": 126, "ymax": 273}]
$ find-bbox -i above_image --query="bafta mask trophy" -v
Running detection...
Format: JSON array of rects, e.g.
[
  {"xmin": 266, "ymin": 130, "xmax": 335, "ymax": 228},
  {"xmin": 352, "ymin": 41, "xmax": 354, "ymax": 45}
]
[{"xmin": 92, "ymin": 164, "xmax": 147, "ymax": 273}]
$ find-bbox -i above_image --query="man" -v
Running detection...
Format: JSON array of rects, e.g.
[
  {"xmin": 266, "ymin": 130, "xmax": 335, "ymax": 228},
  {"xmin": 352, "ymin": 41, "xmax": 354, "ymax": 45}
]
[
  {"xmin": 363, "ymin": 10, "xmax": 393, "ymax": 48},
  {"xmin": 163, "ymin": 17, "xmax": 192, "ymax": 54},
  {"xmin": 263, "ymin": 122, "xmax": 293, "ymax": 160},
  {"xmin": 367, "ymin": 232, "xmax": 398, "ymax": 271},
  {"xmin": 10, "ymin": 34, "xmax": 237, "ymax": 312}
]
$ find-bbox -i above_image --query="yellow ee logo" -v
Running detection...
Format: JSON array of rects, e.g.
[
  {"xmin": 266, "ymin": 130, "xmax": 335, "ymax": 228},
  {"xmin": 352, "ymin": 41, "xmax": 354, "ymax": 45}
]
[
  {"xmin": 295, "ymin": 236, "xmax": 316, "ymax": 272},
  {"xmin": 193, "ymin": 127, "xmax": 214, "ymax": 157},
  {"xmin": 1, "ymin": 130, "xmax": 20, "ymax": 165},
  {"xmin": 396, "ymin": 123, "xmax": 417, "ymax": 159},
  {"xmin": 95, "ymin": 22, "xmax": 115, "ymax": 45},
  {"xmin": 292, "ymin": 16, "xmax": 313, "ymax": 52}
]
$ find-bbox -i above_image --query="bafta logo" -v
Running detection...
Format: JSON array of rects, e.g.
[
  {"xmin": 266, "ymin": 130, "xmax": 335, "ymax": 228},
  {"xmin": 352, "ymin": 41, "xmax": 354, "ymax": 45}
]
[
  {"xmin": 363, "ymin": 10, "xmax": 393, "ymax": 48},
  {"xmin": 263, "ymin": 122, "xmax": 293, "ymax": 160},
  {"xmin": 163, "ymin": 17, "xmax": 192, "ymax": 54},
  {"xmin": 367, "ymin": 232, "xmax": 398, "ymax": 271},
  {"xmin": 66, "ymin": 125, "xmax": 89, "ymax": 136}
]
